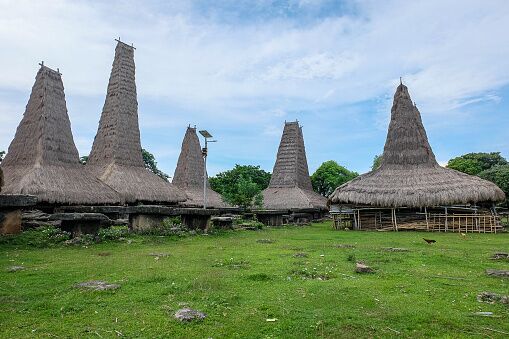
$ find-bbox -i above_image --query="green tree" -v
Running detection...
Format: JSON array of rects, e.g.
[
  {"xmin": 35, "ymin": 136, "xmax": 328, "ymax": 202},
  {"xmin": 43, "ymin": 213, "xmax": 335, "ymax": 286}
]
[
  {"xmin": 447, "ymin": 152, "xmax": 507, "ymax": 175},
  {"xmin": 311, "ymin": 160, "xmax": 358, "ymax": 197},
  {"xmin": 79, "ymin": 155, "xmax": 88, "ymax": 165},
  {"xmin": 478, "ymin": 165, "xmax": 509, "ymax": 204},
  {"xmin": 142, "ymin": 149, "xmax": 170, "ymax": 181},
  {"xmin": 371, "ymin": 154, "xmax": 382, "ymax": 170},
  {"xmin": 210, "ymin": 165, "xmax": 271, "ymax": 208},
  {"xmin": 0, "ymin": 150, "xmax": 5, "ymax": 163}
]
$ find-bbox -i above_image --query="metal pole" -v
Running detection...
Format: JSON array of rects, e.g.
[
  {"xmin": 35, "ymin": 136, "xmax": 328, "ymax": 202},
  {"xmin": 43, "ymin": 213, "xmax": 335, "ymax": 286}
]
[{"xmin": 203, "ymin": 138, "xmax": 207, "ymax": 209}]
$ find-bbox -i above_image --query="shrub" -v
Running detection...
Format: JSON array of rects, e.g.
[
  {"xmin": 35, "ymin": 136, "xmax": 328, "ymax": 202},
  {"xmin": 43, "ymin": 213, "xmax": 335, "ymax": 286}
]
[
  {"xmin": 0, "ymin": 226, "xmax": 70, "ymax": 248},
  {"xmin": 98, "ymin": 226, "xmax": 128, "ymax": 241}
]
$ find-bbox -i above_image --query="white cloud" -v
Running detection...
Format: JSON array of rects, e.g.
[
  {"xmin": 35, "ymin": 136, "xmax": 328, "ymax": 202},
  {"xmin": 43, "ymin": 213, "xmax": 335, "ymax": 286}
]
[{"xmin": 1, "ymin": 0, "xmax": 508, "ymax": 173}]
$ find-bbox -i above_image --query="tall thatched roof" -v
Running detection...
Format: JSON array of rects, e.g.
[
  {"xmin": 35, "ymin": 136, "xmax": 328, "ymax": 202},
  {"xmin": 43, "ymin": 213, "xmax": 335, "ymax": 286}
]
[
  {"xmin": 0, "ymin": 65, "xmax": 121, "ymax": 205},
  {"xmin": 87, "ymin": 40, "xmax": 186, "ymax": 204},
  {"xmin": 263, "ymin": 121, "xmax": 327, "ymax": 210},
  {"xmin": 329, "ymin": 84, "xmax": 505, "ymax": 207},
  {"xmin": 173, "ymin": 127, "xmax": 227, "ymax": 207}
]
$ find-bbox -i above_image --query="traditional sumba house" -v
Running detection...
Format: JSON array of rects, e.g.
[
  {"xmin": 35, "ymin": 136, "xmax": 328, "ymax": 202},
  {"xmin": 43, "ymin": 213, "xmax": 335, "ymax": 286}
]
[
  {"xmin": 87, "ymin": 40, "xmax": 186, "ymax": 204},
  {"xmin": 0, "ymin": 64, "xmax": 121, "ymax": 205},
  {"xmin": 262, "ymin": 121, "xmax": 327, "ymax": 216},
  {"xmin": 173, "ymin": 126, "xmax": 227, "ymax": 208},
  {"xmin": 328, "ymin": 83, "xmax": 505, "ymax": 232}
]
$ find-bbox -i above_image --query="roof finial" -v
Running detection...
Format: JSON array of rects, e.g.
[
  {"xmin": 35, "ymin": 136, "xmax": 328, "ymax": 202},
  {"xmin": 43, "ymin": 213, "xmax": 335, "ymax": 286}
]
[
  {"xmin": 400, "ymin": 77, "xmax": 402, "ymax": 85},
  {"xmin": 39, "ymin": 61, "xmax": 44, "ymax": 68}
]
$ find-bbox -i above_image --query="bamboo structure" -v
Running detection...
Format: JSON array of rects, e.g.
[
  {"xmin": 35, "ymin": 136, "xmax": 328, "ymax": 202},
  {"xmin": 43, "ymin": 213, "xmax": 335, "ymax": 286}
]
[{"xmin": 329, "ymin": 84, "xmax": 505, "ymax": 232}]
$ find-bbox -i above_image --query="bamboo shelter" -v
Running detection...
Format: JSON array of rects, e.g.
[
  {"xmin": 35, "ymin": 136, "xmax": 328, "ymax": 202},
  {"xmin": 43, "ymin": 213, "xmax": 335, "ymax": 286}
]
[
  {"xmin": 262, "ymin": 121, "xmax": 327, "ymax": 211},
  {"xmin": 173, "ymin": 126, "xmax": 227, "ymax": 208},
  {"xmin": 0, "ymin": 64, "xmax": 121, "ymax": 205},
  {"xmin": 87, "ymin": 40, "xmax": 186, "ymax": 204},
  {"xmin": 328, "ymin": 83, "xmax": 505, "ymax": 232}
]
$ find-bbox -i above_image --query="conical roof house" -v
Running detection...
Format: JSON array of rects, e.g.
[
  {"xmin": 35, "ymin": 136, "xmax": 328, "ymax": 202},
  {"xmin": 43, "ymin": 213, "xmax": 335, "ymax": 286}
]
[
  {"xmin": 173, "ymin": 126, "xmax": 227, "ymax": 208},
  {"xmin": 329, "ymin": 84, "xmax": 505, "ymax": 208},
  {"xmin": 0, "ymin": 65, "xmax": 121, "ymax": 205},
  {"xmin": 87, "ymin": 41, "xmax": 186, "ymax": 204},
  {"xmin": 262, "ymin": 121, "xmax": 327, "ymax": 210}
]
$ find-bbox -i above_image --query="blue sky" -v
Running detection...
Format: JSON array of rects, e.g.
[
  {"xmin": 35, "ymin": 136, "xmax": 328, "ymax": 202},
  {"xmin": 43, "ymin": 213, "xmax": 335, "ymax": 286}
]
[{"xmin": 1, "ymin": 0, "xmax": 508, "ymax": 177}]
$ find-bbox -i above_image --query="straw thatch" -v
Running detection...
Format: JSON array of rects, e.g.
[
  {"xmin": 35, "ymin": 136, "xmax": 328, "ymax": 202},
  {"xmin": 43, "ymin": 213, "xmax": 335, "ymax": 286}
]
[
  {"xmin": 263, "ymin": 121, "xmax": 327, "ymax": 210},
  {"xmin": 173, "ymin": 127, "xmax": 227, "ymax": 207},
  {"xmin": 0, "ymin": 65, "xmax": 121, "ymax": 205},
  {"xmin": 329, "ymin": 84, "xmax": 505, "ymax": 208},
  {"xmin": 87, "ymin": 41, "xmax": 186, "ymax": 204}
]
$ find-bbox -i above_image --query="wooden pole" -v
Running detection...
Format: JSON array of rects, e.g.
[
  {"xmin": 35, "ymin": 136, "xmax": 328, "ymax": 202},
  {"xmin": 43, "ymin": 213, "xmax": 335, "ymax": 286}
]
[{"xmin": 425, "ymin": 207, "xmax": 429, "ymax": 231}]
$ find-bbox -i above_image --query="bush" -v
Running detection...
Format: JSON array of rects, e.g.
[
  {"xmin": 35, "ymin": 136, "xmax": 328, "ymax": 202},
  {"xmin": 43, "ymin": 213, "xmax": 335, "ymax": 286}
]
[
  {"xmin": 0, "ymin": 226, "xmax": 70, "ymax": 248},
  {"xmin": 98, "ymin": 226, "xmax": 129, "ymax": 241}
]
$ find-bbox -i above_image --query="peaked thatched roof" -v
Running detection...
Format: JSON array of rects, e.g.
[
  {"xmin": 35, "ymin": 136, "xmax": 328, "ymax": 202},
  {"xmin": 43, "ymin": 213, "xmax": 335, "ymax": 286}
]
[
  {"xmin": 0, "ymin": 65, "xmax": 121, "ymax": 205},
  {"xmin": 329, "ymin": 84, "xmax": 505, "ymax": 207},
  {"xmin": 173, "ymin": 127, "xmax": 227, "ymax": 207},
  {"xmin": 87, "ymin": 41, "xmax": 186, "ymax": 204},
  {"xmin": 263, "ymin": 121, "xmax": 327, "ymax": 210}
]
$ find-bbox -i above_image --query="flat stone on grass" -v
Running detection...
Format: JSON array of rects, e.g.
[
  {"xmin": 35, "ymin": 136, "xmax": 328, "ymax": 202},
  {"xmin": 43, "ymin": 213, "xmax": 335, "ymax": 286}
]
[
  {"xmin": 174, "ymin": 308, "xmax": 206, "ymax": 322},
  {"xmin": 7, "ymin": 266, "xmax": 25, "ymax": 273},
  {"xmin": 74, "ymin": 280, "xmax": 120, "ymax": 291},
  {"xmin": 355, "ymin": 262, "xmax": 374, "ymax": 274},
  {"xmin": 334, "ymin": 244, "xmax": 355, "ymax": 249},
  {"xmin": 491, "ymin": 253, "xmax": 509, "ymax": 260},
  {"xmin": 486, "ymin": 269, "xmax": 509, "ymax": 278},
  {"xmin": 477, "ymin": 292, "xmax": 509, "ymax": 304},
  {"xmin": 256, "ymin": 239, "xmax": 275, "ymax": 244},
  {"xmin": 293, "ymin": 252, "xmax": 308, "ymax": 258}
]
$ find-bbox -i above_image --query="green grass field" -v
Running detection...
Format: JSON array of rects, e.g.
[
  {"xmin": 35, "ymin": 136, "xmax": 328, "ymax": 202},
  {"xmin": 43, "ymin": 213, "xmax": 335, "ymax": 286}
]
[{"xmin": 1, "ymin": 222, "xmax": 508, "ymax": 338}]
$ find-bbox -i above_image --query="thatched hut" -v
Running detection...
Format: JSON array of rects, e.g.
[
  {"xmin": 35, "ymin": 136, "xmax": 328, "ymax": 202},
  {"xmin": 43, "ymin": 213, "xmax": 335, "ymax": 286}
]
[
  {"xmin": 87, "ymin": 41, "xmax": 186, "ymax": 204},
  {"xmin": 173, "ymin": 126, "xmax": 227, "ymax": 208},
  {"xmin": 262, "ymin": 121, "xmax": 327, "ymax": 211},
  {"xmin": 0, "ymin": 65, "xmax": 121, "ymax": 205},
  {"xmin": 328, "ymin": 84, "xmax": 505, "ymax": 232}
]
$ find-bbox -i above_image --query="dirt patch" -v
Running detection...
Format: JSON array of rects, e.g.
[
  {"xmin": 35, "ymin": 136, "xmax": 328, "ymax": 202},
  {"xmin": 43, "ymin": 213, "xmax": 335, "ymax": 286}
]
[
  {"xmin": 256, "ymin": 239, "xmax": 275, "ymax": 244},
  {"xmin": 383, "ymin": 247, "xmax": 410, "ymax": 252},
  {"xmin": 7, "ymin": 266, "xmax": 25, "ymax": 273},
  {"xmin": 334, "ymin": 244, "xmax": 355, "ymax": 249}
]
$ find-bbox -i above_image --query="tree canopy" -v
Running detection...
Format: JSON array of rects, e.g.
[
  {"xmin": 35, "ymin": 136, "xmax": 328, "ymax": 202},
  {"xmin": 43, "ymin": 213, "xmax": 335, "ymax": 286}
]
[
  {"xmin": 311, "ymin": 160, "xmax": 358, "ymax": 197},
  {"xmin": 142, "ymin": 149, "xmax": 170, "ymax": 181},
  {"xmin": 447, "ymin": 152, "xmax": 507, "ymax": 175},
  {"xmin": 210, "ymin": 165, "xmax": 271, "ymax": 209},
  {"xmin": 371, "ymin": 154, "xmax": 382, "ymax": 170},
  {"xmin": 478, "ymin": 165, "xmax": 509, "ymax": 203}
]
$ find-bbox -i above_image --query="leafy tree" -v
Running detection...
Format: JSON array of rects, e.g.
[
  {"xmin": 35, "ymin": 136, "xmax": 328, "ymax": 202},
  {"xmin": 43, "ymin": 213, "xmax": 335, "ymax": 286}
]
[
  {"xmin": 142, "ymin": 149, "xmax": 170, "ymax": 181},
  {"xmin": 447, "ymin": 152, "xmax": 507, "ymax": 175},
  {"xmin": 210, "ymin": 165, "xmax": 271, "ymax": 208},
  {"xmin": 79, "ymin": 155, "xmax": 88, "ymax": 165},
  {"xmin": 478, "ymin": 165, "xmax": 509, "ymax": 204},
  {"xmin": 311, "ymin": 160, "xmax": 358, "ymax": 197},
  {"xmin": 371, "ymin": 154, "xmax": 382, "ymax": 170},
  {"xmin": 0, "ymin": 150, "xmax": 5, "ymax": 163}
]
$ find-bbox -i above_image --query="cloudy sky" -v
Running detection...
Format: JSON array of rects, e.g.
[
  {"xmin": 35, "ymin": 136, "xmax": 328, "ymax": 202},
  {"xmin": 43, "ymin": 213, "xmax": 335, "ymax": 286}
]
[{"xmin": 1, "ymin": 0, "xmax": 508, "ymax": 177}]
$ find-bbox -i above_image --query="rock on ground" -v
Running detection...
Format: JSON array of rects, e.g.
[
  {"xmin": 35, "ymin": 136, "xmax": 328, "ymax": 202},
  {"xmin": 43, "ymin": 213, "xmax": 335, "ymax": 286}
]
[
  {"xmin": 477, "ymin": 292, "xmax": 509, "ymax": 304},
  {"xmin": 355, "ymin": 262, "xmax": 374, "ymax": 273},
  {"xmin": 174, "ymin": 308, "xmax": 206, "ymax": 322},
  {"xmin": 486, "ymin": 269, "xmax": 509, "ymax": 278},
  {"xmin": 7, "ymin": 265, "xmax": 25, "ymax": 272},
  {"xmin": 74, "ymin": 280, "xmax": 120, "ymax": 291},
  {"xmin": 491, "ymin": 253, "xmax": 509, "ymax": 260}
]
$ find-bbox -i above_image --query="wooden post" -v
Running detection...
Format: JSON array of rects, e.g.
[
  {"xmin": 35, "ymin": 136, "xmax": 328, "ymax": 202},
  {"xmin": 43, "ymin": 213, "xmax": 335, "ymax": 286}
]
[
  {"xmin": 392, "ymin": 208, "xmax": 398, "ymax": 231},
  {"xmin": 444, "ymin": 207, "xmax": 448, "ymax": 232},
  {"xmin": 424, "ymin": 207, "xmax": 429, "ymax": 232}
]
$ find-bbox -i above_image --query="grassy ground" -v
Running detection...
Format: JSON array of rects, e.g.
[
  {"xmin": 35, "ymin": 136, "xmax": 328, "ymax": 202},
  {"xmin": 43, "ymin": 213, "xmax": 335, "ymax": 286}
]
[{"xmin": 1, "ymin": 222, "xmax": 508, "ymax": 338}]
